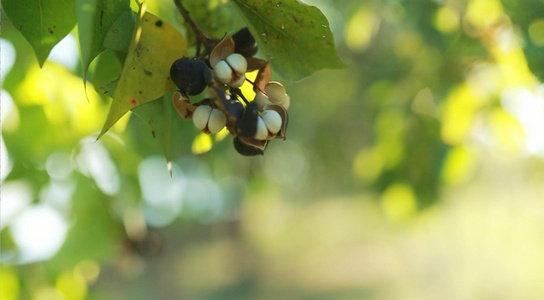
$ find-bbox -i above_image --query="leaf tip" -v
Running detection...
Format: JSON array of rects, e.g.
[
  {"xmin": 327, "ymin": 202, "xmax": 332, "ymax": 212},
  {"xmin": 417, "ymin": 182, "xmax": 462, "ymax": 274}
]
[{"xmin": 167, "ymin": 161, "xmax": 173, "ymax": 177}]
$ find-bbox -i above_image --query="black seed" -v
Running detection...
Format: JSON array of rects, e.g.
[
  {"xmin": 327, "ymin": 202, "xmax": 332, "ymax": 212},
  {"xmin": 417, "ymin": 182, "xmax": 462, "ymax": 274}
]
[
  {"xmin": 233, "ymin": 27, "xmax": 258, "ymax": 57},
  {"xmin": 169, "ymin": 57, "xmax": 209, "ymax": 96},
  {"xmin": 214, "ymin": 87, "xmax": 244, "ymax": 120},
  {"xmin": 235, "ymin": 101, "xmax": 259, "ymax": 137},
  {"xmin": 233, "ymin": 137, "xmax": 264, "ymax": 156}
]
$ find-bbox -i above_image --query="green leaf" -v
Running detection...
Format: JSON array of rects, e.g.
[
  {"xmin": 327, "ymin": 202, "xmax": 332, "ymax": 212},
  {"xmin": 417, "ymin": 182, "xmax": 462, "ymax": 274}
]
[
  {"xmin": 230, "ymin": 0, "xmax": 343, "ymax": 81},
  {"xmin": 76, "ymin": 0, "xmax": 130, "ymax": 78},
  {"xmin": 103, "ymin": 9, "xmax": 136, "ymax": 52},
  {"xmin": 91, "ymin": 49, "xmax": 123, "ymax": 95},
  {"xmin": 97, "ymin": 2, "xmax": 188, "ymax": 139},
  {"xmin": 132, "ymin": 94, "xmax": 175, "ymax": 174},
  {"xmin": 3, "ymin": 0, "xmax": 77, "ymax": 67}
]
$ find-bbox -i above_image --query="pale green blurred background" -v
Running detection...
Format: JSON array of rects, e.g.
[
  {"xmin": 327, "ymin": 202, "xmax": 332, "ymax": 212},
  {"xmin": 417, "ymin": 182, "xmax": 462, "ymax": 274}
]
[{"xmin": 2, "ymin": 0, "xmax": 544, "ymax": 299}]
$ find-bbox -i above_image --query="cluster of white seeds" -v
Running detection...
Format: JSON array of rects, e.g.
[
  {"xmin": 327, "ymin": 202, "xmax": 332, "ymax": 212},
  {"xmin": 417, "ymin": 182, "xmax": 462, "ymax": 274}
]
[
  {"xmin": 252, "ymin": 81, "xmax": 289, "ymax": 140},
  {"xmin": 192, "ymin": 105, "xmax": 227, "ymax": 134},
  {"xmin": 254, "ymin": 81, "xmax": 290, "ymax": 110},
  {"xmin": 212, "ymin": 53, "xmax": 248, "ymax": 88}
]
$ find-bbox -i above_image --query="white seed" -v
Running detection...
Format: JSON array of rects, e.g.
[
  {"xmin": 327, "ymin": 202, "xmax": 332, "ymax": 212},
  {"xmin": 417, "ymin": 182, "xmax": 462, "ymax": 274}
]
[
  {"xmin": 281, "ymin": 94, "xmax": 290, "ymax": 110},
  {"xmin": 254, "ymin": 116, "xmax": 269, "ymax": 140},
  {"xmin": 214, "ymin": 60, "xmax": 233, "ymax": 84},
  {"xmin": 226, "ymin": 53, "xmax": 247, "ymax": 74},
  {"xmin": 254, "ymin": 91, "xmax": 271, "ymax": 110},
  {"xmin": 261, "ymin": 110, "xmax": 282, "ymax": 134},
  {"xmin": 207, "ymin": 109, "xmax": 227, "ymax": 134},
  {"xmin": 229, "ymin": 73, "xmax": 246, "ymax": 88},
  {"xmin": 265, "ymin": 81, "xmax": 288, "ymax": 104},
  {"xmin": 192, "ymin": 105, "xmax": 212, "ymax": 130}
]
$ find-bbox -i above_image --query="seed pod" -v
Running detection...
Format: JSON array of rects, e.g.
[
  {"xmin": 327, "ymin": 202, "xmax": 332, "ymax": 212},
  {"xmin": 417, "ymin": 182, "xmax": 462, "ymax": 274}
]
[
  {"xmin": 261, "ymin": 110, "xmax": 282, "ymax": 134},
  {"xmin": 207, "ymin": 109, "xmax": 227, "ymax": 134},
  {"xmin": 233, "ymin": 27, "xmax": 258, "ymax": 57},
  {"xmin": 214, "ymin": 60, "xmax": 233, "ymax": 84},
  {"xmin": 170, "ymin": 57, "xmax": 210, "ymax": 96},
  {"xmin": 263, "ymin": 104, "xmax": 289, "ymax": 139},
  {"xmin": 236, "ymin": 101, "xmax": 260, "ymax": 137},
  {"xmin": 233, "ymin": 137, "xmax": 265, "ymax": 156},
  {"xmin": 254, "ymin": 91, "xmax": 271, "ymax": 110},
  {"xmin": 281, "ymin": 94, "xmax": 290, "ymax": 110},
  {"xmin": 192, "ymin": 105, "xmax": 212, "ymax": 130},
  {"xmin": 254, "ymin": 116, "xmax": 268, "ymax": 140},
  {"xmin": 265, "ymin": 81, "xmax": 288, "ymax": 104},
  {"xmin": 226, "ymin": 53, "xmax": 248, "ymax": 75},
  {"xmin": 230, "ymin": 73, "xmax": 246, "ymax": 88}
]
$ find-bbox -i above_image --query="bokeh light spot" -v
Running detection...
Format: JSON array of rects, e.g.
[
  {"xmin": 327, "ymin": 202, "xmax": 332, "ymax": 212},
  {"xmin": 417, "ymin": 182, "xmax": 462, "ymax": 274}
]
[
  {"xmin": 56, "ymin": 270, "xmax": 87, "ymax": 300},
  {"xmin": 528, "ymin": 18, "xmax": 544, "ymax": 47},
  {"xmin": 344, "ymin": 6, "xmax": 378, "ymax": 52},
  {"xmin": 0, "ymin": 266, "xmax": 20, "ymax": 300},
  {"xmin": 434, "ymin": 6, "xmax": 460, "ymax": 34},
  {"xmin": 191, "ymin": 132, "xmax": 213, "ymax": 154},
  {"xmin": 10, "ymin": 205, "xmax": 68, "ymax": 263},
  {"xmin": 441, "ymin": 146, "xmax": 476, "ymax": 186},
  {"xmin": 353, "ymin": 147, "xmax": 384, "ymax": 183},
  {"xmin": 465, "ymin": 0, "xmax": 504, "ymax": 30},
  {"xmin": 380, "ymin": 183, "xmax": 417, "ymax": 222},
  {"xmin": 75, "ymin": 260, "xmax": 101, "ymax": 284}
]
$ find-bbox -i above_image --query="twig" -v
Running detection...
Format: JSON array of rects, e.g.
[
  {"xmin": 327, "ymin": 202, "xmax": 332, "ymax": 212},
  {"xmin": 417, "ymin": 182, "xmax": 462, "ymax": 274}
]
[
  {"xmin": 232, "ymin": 88, "xmax": 250, "ymax": 105},
  {"xmin": 173, "ymin": 0, "xmax": 215, "ymax": 49}
]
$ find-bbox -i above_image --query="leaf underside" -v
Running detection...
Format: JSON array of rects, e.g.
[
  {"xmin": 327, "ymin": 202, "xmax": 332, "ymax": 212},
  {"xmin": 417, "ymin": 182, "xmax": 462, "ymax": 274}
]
[{"xmin": 230, "ymin": 0, "xmax": 344, "ymax": 81}]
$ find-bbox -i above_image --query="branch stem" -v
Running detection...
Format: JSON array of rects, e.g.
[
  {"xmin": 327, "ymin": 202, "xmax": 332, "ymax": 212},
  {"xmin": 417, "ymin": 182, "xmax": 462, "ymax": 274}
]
[{"xmin": 173, "ymin": 0, "xmax": 215, "ymax": 49}]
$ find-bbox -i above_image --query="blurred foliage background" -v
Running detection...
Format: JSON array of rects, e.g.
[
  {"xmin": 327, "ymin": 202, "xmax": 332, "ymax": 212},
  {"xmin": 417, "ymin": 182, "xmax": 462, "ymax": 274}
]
[{"xmin": 3, "ymin": 0, "xmax": 544, "ymax": 299}]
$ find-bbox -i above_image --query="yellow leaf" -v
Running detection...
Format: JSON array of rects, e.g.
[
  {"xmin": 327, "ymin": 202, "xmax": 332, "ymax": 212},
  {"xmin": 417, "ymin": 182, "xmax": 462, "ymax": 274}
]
[{"xmin": 98, "ymin": 1, "xmax": 187, "ymax": 139}]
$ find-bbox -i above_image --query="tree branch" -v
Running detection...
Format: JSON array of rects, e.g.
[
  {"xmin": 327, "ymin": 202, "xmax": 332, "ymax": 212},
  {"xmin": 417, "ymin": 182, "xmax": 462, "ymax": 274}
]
[{"xmin": 173, "ymin": 0, "xmax": 215, "ymax": 51}]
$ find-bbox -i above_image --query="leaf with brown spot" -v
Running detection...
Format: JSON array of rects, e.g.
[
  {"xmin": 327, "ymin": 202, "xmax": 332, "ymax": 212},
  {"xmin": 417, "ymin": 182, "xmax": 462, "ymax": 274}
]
[
  {"xmin": 3, "ymin": 0, "xmax": 76, "ymax": 67},
  {"xmin": 230, "ymin": 0, "xmax": 344, "ymax": 81},
  {"xmin": 98, "ymin": 1, "xmax": 187, "ymax": 139}
]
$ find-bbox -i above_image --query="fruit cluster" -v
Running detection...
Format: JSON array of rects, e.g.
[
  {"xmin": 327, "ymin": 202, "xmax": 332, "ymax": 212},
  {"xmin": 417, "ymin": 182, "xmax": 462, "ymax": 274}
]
[{"xmin": 169, "ymin": 28, "xmax": 289, "ymax": 156}]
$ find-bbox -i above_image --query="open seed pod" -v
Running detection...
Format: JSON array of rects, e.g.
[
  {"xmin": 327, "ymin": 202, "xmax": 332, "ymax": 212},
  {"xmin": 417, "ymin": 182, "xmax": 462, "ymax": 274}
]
[
  {"xmin": 235, "ymin": 101, "xmax": 260, "ymax": 138},
  {"xmin": 233, "ymin": 136, "xmax": 269, "ymax": 156},
  {"xmin": 209, "ymin": 34, "xmax": 235, "ymax": 69},
  {"xmin": 262, "ymin": 104, "xmax": 288, "ymax": 140},
  {"xmin": 172, "ymin": 91, "xmax": 196, "ymax": 120},
  {"xmin": 208, "ymin": 87, "xmax": 244, "ymax": 123},
  {"xmin": 232, "ymin": 27, "xmax": 258, "ymax": 57}
]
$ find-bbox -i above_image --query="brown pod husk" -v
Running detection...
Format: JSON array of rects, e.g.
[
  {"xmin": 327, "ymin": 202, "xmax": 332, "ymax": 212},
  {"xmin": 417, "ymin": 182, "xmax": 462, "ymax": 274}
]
[
  {"xmin": 254, "ymin": 63, "xmax": 271, "ymax": 93},
  {"xmin": 172, "ymin": 91, "xmax": 196, "ymax": 120},
  {"xmin": 246, "ymin": 57, "xmax": 267, "ymax": 72},
  {"xmin": 209, "ymin": 34, "xmax": 235, "ymax": 69}
]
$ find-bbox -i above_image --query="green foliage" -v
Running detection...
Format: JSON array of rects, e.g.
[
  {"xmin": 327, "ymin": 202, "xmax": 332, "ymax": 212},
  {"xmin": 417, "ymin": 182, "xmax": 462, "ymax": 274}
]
[
  {"xmin": 501, "ymin": 0, "xmax": 544, "ymax": 80},
  {"xmin": 5, "ymin": 0, "xmax": 544, "ymax": 299},
  {"xmin": 76, "ymin": 0, "xmax": 130, "ymax": 79},
  {"xmin": 230, "ymin": 0, "xmax": 344, "ymax": 81},
  {"xmin": 3, "ymin": 0, "xmax": 77, "ymax": 66},
  {"xmin": 103, "ymin": 10, "xmax": 136, "ymax": 52},
  {"xmin": 132, "ymin": 94, "xmax": 176, "ymax": 174}
]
